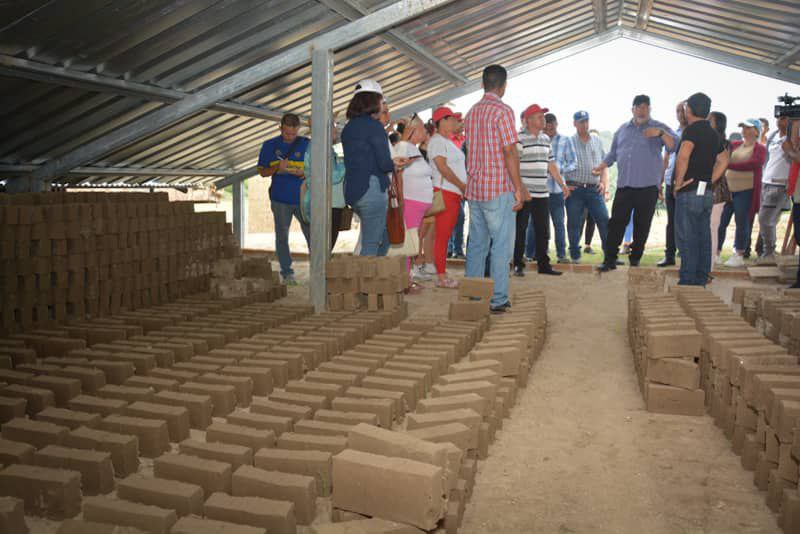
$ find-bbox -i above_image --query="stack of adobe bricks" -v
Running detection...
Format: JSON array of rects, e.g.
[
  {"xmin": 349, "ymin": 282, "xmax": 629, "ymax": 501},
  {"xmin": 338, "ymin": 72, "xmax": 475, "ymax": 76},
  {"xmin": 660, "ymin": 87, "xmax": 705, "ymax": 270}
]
[
  {"xmin": 0, "ymin": 285, "xmax": 548, "ymax": 533},
  {"xmin": 0, "ymin": 191, "xmax": 240, "ymax": 336},
  {"xmin": 672, "ymin": 285, "xmax": 800, "ymax": 532},
  {"xmin": 209, "ymin": 256, "xmax": 284, "ymax": 301},
  {"xmin": 735, "ymin": 287, "xmax": 800, "ymax": 355},
  {"xmin": 325, "ymin": 256, "xmax": 409, "ymax": 313},
  {"xmin": 627, "ymin": 271, "xmax": 704, "ymax": 416}
]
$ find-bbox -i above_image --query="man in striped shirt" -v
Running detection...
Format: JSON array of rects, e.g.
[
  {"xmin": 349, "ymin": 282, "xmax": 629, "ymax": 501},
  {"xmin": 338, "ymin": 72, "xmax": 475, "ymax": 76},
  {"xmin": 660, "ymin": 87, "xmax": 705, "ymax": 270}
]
[
  {"xmin": 463, "ymin": 65, "xmax": 528, "ymax": 312},
  {"xmin": 514, "ymin": 104, "xmax": 570, "ymax": 276}
]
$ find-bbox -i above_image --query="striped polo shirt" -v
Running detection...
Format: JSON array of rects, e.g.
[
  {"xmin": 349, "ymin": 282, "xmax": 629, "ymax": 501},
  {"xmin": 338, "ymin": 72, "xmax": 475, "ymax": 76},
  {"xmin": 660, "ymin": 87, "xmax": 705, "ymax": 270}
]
[{"xmin": 519, "ymin": 131, "xmax": 554, "ymax": 198}]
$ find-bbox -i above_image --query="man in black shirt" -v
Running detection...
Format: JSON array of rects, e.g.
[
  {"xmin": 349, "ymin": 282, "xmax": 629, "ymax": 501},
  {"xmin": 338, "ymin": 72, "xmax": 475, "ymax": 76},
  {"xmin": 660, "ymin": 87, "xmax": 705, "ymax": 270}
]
[{"xmin": 673, "ymin": 92, "xmax": 729, "ymax": 286}]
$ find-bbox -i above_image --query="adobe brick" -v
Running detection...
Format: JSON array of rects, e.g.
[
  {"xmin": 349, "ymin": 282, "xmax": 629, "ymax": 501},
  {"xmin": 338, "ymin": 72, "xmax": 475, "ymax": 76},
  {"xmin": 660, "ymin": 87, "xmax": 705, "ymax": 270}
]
[
  {"xmin": 178, "ymin": 438, "xmax": 253, "ymax": 470},
  {"xmin": 277, "ymin": 432, "xmax": 348, "ymax": 455},
  {"xmin": 204, "ymin": 491, "xmax": 296, "ymax": 534},
  {"xmin": 226, "ymin": 411, "xmax": 293, "ymax": 436},
  {"xmin": 331, "ymin": 396, "xmax": 394, "ymax": 427},
  {"xmin": 207, "ymin": 422, "xmax": 275, "ymax": 451},
  {"xmin": 97, "ymin": 384, "xmax": 154, "ymax": 404},
  {"xmin": 0, "ymin": 384, "xmax": 54, "ymax": 415},
  {"xmin": 0, "ymin": 496, "xmax": 26, "ymax": 534},
  {"xmin": 68, "ymin": 394, "xmax": 127, "ymax": 417},
  {"xmin": 153, "ymin": 453, "xmax": 232, "ymax": 496},
  {"xmin": 36, "ymin": 407, "xmax": 101, "ymax": 429},
  {"xmin": 100, "ymin": 415, "xmax": 169, "ymax": 458},
  {"xmin": 219, "ymin": 366, "xmax": 273, "ymax": 396},
  {"xmin": 64, "ymin": 426, "xmax": 139, "ymax": 477},
  {"xmin": 124, "ymin": 376, "xmax": 179, "ymax": 392},
  {"xmin": 34, "ymin": 445, "xmax": 113, "ymax": 495},
  {"xmin": 0, "ymin": 397, "xmax": 27, "ymax": 424},
  {"xmin": 123, "ymin": 401, "xmax": 190, "ymax": 442},
  {"xmin": 82, "ymin": 495, "xmax": 176, "ymax": 534},
  {"xmin": 406, "ymin": 422, "xmax": 473, "ymax": 452},
  {"xmin": 116, "ymin": 475, "xmax": 203, "ymax": 517},
  {"xmin": 232, "ymin": 465, "xmax": 316, "ymax": 525},
  {"xmin": 250, "ymin": 399, "xmax": 312, "ymax": 423},
  {"xmin": 170, "ymin": 516, "xmax": 264, "ymax": 534},
  {"xmin": 0, "ymin": 464, "xmax": 81, "ymax": 518},
  {"xmin": 0, "ymin": 438, "xmax": 35, "ymax": 465},
  {"xmin": 254, "ymin": 448, "xmax": 332, "ymax": 497},
  {"xmin": 1, "ymin": 417, "xmax": 67, "ymax": 449},
  {"xmin": 314, "ymin": 409, "xmax": 378, "ymax": 427}
]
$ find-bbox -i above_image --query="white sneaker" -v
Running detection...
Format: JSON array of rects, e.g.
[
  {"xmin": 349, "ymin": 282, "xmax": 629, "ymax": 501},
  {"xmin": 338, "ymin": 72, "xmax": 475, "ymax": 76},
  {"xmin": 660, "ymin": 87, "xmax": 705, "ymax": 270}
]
[
  {"xmin": 412, "ymin": 265, "xmax": 432, "ymax": 281},
  {"xmin": 724, "ymin": 254, "xmax": 745, "ymax": 268},
  {"xmin": 422, "ymin": 263, "xmax": 437, "ymax": 275}
]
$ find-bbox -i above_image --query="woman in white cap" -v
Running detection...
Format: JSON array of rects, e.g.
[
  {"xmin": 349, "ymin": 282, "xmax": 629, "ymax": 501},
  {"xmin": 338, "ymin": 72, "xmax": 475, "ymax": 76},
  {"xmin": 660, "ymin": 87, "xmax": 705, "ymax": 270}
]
[
  {"xmin": 721, "ymin": 118, "xmax": 766, "ymax": 267},
  {"xmin": 341, "ymin": 80, "xmax": 398, "ymax": 256}
]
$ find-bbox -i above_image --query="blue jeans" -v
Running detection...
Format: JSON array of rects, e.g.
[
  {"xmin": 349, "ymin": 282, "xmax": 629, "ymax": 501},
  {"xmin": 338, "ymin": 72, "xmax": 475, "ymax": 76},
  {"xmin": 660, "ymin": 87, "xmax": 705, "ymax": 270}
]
[
  {"xmin": 624, "ymin": 213, "xmax": 634, "ymax": 243},
  {"xmin": 525, "ymin": 192, "xmax": 566, "ymax": 258},
  {"xmin": 728, "ymin": 189, "xmax": 753, "ymax": 252},
  {"xmin": 352, "ymin": 175, "xmax": 390, "ymax": 257},
  {"xmin": 271, "ymin": 200, "xmax": 310, "ymax": 278},
  {"xmin": 465, "ymin": 192, "xmax": 515, "ymax": 308},
  {"xmin": 448, "ymin": 200, "xmax": 465, "ymax": 256},
  {"xmin": 675, "ymin": 188, "xmax": 713, "ymax": 285},
  {"xmin": 565, "ymin": 186, "xmax": 610, "ymax": 260}
]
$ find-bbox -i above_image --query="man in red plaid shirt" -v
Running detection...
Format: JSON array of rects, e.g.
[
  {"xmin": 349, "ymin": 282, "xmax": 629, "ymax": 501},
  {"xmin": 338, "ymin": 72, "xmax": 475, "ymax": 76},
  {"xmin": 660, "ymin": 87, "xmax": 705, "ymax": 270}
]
[{"xmin": 464, "ymin": 65, "xmax": 528, "ymax": 312}]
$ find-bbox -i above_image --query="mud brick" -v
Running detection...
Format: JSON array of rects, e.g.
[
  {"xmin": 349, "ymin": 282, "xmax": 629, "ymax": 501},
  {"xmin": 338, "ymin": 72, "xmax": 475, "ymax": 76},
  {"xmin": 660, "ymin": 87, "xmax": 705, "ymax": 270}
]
[
  {"xmin": 277, "ymin": 432, "xmax": 348, "ymax": 455},
  {"xmin": 121, "ymin": 347, "xmax": 174, "ymax": 369},
  {"xmin": 34, "ymin": 445, "xmax": 113, "ymax": 495},
  {"xmin": 343, "ymin": 350, "xmax": 393, "ymax": 366},
  {"xmin": 16, "ymin": 335, "xmax": 85, "ymax": 358},
  {"xmin": 646, "ymin": 358, "xmax": 700, "ymax": 390},
  {"xmin": 767, "ymin": 469, "xmax": 794, "ymax": 512},
  {"xmin": 735, "ymin": 359, "xmax": 799, "ymax": 390},
  {"xmin": 68, "ymin": 395, "xmax": 127, "ymax": 417},
  {"xmin": 406, "ymin": 423, "xmax": 473, "ymax": 452},
  {"xmin": 2, "ymin": 417, "xmax": 67, "ymax": 449},
  {"xmin": 117, "ymin": 475, "xmax": 203, "ymax": 518},
  {"xmin": 752, "ymin": 375, "xmax": 800, "ymax": 411},
  {"xmin": 332, "ymin": 449, "xmax": 445, "ymax": 530},
  {"xmin": 154, "ymin": 453, "xmax": 232, "ymax": 496},
  {"xmin": 0, "ymin": 496, "xmax": 26, "ymax": 534},
  {"xmin": 124, "ymin": 376, "xmax": 179, "ymax": 392},
  {"xmin": 778, "ymin": 441, "xmax": 798, "ymax": 483},
  {"xmin": 0, "ymin": 384, "xmax": 54, "ymax": 415},
  {"xmin": 123, "ymin": 401, "xmax": 190, "ymax": 442},
  {"xmin": 15, "ymin": 363, "xmax": 61, "ymax": 376},
  {"xmin": 294, "ymin": 419, "xmax": 353, "ymax": 438},
  {"xmin": 102, "ymin": 352, "xmax": 156, "ymax": 376},
  {"xmin": 80, "ymin": 360, "xmax": 135, "ymax": 385},
  {"xmin": 713, "ymin": 338, "xmax": 775, "ymax": 369},
  {"xmin": 286, "ymin": 381, "xmax": 344, "ymax": 403},
  {"xmin": 0, "ymin": 464, "xmax": 81, "ymax": 519},
  {"xmin": 53, "ymin": 366, "xmax": 106, "ymax": 395},
  {"xmin": 37, "ymin": 407, "xmax": 101, "ymax": 429},
  {"xmin": 781, "ymin": 489, "xmax": 800, "ymax": 532},
  {"xmin": 306, "ymin": 370, "xmax": 360, "ymax": 388},
  {"xmin": 30, "ymin": 375, "xmax": 81, "ymax": 407},
  {"xmin": 331, "ymin": 356, "xmax": 381, "ymax": 375},
  {"xmin": 191, "ymin": 356, "xmax": 237, "ymax": 368},
  {"xmin": 239, "ymin": 359, "xmax": 288, "ymax": 388},
  {"xmin": 64, "ymin": 426, "xmax": 138, "ymax": 477},
  {"xmin": 437, "ymin": 369, "xmax": 500, "ymax": 387},
  {"xmin": 254, "ymin": 448, "xmax": 333, "ymax": 497},
  {"xmin": 0, "ymin": 396, "xmax": 27, "ymax": 424},
  {"xmin": 774, "ymin": 399, "xmax": 800, "ymax": 443},
  {"xmin": 253, "ymin": 352, "xmax": 304, "ymax": 380},
  {"xmin": 0, "ymin": 347, "xmax": 36, "ymax": 367},
  {"xmin": 179, "ymin": 382, "xmax": 236, "ymax": 416},
  {"xmin": 153, "ymin": 342, "xmax": 194, "ymax": 362},
  {"xmin": 314, "ymin": 409, "xmax": 378, "ymax": 427},
  {"xmin": 431, "ymin": 381, "xmax": 497, "ymax": 407},
  {"xmin": 204, "ymin": 493, "xmax": 295, "ymax": 534},
  {"xmin": 458, "ymin": 277, "xmax": 494, "ymax": 300},
  {"xmin": 82, "ymin": 496, "xmax": 176, "ymax": 534},
  {"xmin": 646, "ymin": 330, "xmax": 701, "ymax": 358},
  {"xmin": 407, "ymin": 410, "xmax": 481, "ymax": 450},
  {"xmin": 251, "ymin": 399, "xmax": 312, "ymax": 423},
  {"xmin": 385, "ymin": 361, "xmax": 435, "ymax": 383},
  {"xmin": 313, "ymin": 518, "xmax": 424, "ymax": 534},
  {"xmin": 171, "ymin": 516, "xmax": 265, "ymax": 534},
  {"xmin": 645, "ymin": 383, "xmax": 704, "ymax": 415},
  {"xmin": 469, "ymin": 347, "xmax": 521, "ymax": 377},
  {"xmin": 232, "ymin": 465, "xmax": 316, "ymax": 525},
  {"xmin": 226, "ymin": 412, "xmax": 293, "ymax": 436},
  {"xmin": 281, "ymin": 343, "xmax": 324, "ymax": 368},
  {"xmin": 270, "ymin": 390, "xmax": 328, "ymax": 412},
  {"xmin": 417, "ymin": 394, "xmax": 488, "ymax": 419},
  {"xmin": 178, "ymin": 439, "xmax": 253, "ymax": 470},
  {"xmin": 206, "ymin": 422, "xmax": 276, "ymax": 451},
  {"xmin": 334, "ymin": 394, "xmax": 396, "ymax": 426},
  {"xmin": 361, "ymin": 376, "xmax": 417, "ymax": 410},
  {"xmin": 173, "ymin": 362, "xmax": 221, "ymax": 375},
  {"xmin": 219, "ymin": 366, "xmax": 273, "ymax": 396},
  {"xmin": 373, "ymin": 369, "xmax": 427, "ymax": 397},
  {"xmin": 0, "ymin": 438, "xmax": 35, "ymax": 465},
  {"xmin": 98, "ymin": 384, "xmax": 154, "ymax": 404},
  {"xmin": 149, "ymin": 368, "xmax": 198, "ymax": 384},
  {"xmin": 100, "ymin": 415, "xmax": 169, "ymax": 458}
]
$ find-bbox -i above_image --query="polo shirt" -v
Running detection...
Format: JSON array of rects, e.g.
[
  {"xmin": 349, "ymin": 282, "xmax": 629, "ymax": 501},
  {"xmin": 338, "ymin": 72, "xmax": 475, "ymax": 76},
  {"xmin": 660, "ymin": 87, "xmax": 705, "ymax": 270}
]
[
  {"xmin": 258, "ymin": 135, "xmax": 310, "ymax": 205},
  {"xmin": 518, "ymin": 131, "xmax": 554, "ymax": 198}
]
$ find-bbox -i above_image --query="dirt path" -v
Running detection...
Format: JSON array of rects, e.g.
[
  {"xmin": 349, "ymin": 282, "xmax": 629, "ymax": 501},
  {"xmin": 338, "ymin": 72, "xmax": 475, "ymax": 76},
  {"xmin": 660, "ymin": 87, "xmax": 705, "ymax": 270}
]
[{"xmin": 456, "ymin": 270, "xmax": 780, "ymax": 534}]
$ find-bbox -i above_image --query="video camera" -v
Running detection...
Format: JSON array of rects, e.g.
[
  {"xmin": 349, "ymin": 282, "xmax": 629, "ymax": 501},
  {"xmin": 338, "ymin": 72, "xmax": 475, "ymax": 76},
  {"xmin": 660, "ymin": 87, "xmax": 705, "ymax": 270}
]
[{"xmin": 775, "ymin": 93, "xmax": 800, "ymax": 119}]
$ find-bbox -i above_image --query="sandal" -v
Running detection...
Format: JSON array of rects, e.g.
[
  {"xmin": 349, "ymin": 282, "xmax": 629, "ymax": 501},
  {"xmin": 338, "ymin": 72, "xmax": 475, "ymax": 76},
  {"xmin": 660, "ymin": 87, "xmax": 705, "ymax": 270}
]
[{"xmin": 436, "ymin": 278, "xmax": 459, "ymax": 289}]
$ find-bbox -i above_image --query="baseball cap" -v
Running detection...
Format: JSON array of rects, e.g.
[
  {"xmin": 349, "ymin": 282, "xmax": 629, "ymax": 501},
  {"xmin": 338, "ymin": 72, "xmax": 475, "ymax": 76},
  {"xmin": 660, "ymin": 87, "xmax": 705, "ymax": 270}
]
[
  {"xmin": 432, "ymin": 106, "xmax": 455, "ymax": 123},
  {"xmin": 354, "ymin": 79, "xmax": 383, "ymax": 96},
  {"xmin": 574, "ymin": 110, "xmax": 590, "ymax": 122},
  {"xmin": 522, "ymin": 104, "xmax": 549, "ymax": 121},
  {"xmin": 738, "ymin": 118, "xmax": 762, "ymax": 135},
  {"xmin": 632, "ymin": 94, "xmax": 651, "ymax": 107},
  {"xmin": 454, "ymin": 112, "xmax": 463, "ymax": 120}
]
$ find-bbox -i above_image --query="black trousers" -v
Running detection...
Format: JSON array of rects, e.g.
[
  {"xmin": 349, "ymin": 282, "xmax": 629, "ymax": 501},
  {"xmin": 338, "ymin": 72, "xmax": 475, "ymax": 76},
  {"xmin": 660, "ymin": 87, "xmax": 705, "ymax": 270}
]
[
  {"xmin": 664, "ymin": 182, "xmax": 676, "ymax": 260},
  {"xmin": 331, "ymin": 208, "xmax": 343, "ymax": 250},
  {"xmin": 514, "ymin": 197, "xmax": 550, "ymax": 271},
  {"xmin": 583, "ymin": 211, "xmax": 596, "ymax": 245},
  {"xmin": 604, "ymin": 186, "xmax": 659, "ymax": 265}
]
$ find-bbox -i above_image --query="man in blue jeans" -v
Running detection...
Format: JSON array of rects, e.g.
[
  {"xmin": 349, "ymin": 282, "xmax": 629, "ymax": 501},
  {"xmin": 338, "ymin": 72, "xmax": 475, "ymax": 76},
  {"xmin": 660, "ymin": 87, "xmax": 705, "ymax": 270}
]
[
  {"xmin": 540, "ymin": 113, "xmax": 575, "ymax": 263},
  {"xmin": 565, "ymin": 111, "xmax": 610, "ymax": 263},
  {"xmin": 257, "ymin": 113, "xmax": 310, "ymax": 285},
  {"xmin": 672, "ymin": 93, "xmax": 728, "ymax": 285}
]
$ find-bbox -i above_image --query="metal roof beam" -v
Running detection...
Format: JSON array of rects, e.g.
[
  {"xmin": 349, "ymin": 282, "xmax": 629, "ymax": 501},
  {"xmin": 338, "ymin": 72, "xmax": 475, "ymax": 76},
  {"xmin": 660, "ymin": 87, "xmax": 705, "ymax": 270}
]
[
  {"xmin": 390, "ymin": 29, "xmax": 620, "ymax": 118},
  {"xmin": 0, "ymin": 164, "xmax": 234, "ymax": 177},
  {"xmin": 775, "ymin": 43, "xmax": 800, "ymax": 67},
  {"xmin": 21, "ymin": 0, "xmax": 456, "ymax": 189},
  {"xmin": 593, "ymin": 0, "xmax": 607, "ymax": 33},
  {"xmin": 635, "ymin": 0, "xmax": 654, "ymax": 29},
  {"xmin": 0, "ymin": 54, "xmax": 296, "ymax": 122},
  {"xmin": 620, "ymin": 28, "xmax": 800, "ymax": 84},
  {"xmin": 213, "ymin": 165, "xmax": 260, "ymax": 189},
  {"xmin": 318, "ymin": 0, "xmax": 468, "ymax": 85}
]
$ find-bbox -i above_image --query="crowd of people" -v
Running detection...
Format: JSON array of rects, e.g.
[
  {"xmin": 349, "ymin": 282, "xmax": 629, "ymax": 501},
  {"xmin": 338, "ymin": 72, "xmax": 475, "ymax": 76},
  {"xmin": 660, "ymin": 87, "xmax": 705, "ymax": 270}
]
[{"xmin": 256, "ymin": 64, "xmax": 800, "ymax": 311}]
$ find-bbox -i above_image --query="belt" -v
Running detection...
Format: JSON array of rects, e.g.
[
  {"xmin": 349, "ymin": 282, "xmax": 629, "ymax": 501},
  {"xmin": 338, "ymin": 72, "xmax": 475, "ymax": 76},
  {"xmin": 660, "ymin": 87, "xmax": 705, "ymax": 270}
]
[
  {"xmin": 566, "ymin": 182, "xmax": 598, "ymax": 188},
  {"xmin": 764, "ymin": 183, "xmax": 786, "ymax": 188}
]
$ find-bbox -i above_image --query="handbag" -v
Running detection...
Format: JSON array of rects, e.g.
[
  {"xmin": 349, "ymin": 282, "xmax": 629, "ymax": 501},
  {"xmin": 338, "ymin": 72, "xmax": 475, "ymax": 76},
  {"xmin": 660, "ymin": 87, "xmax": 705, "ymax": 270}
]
[
  {"xmin": 387, "ymin": 226, "xmax": 419, "ymax": 257},
  {"xmin": 386, "ymin": 171, "xmax": 405, "ymax": 245},
  {"xmin": 338, "ymin": 206, "xmax": 353, "ymax": 230},
  {"xmin": 712, "ymin": 175, "xmax": 732, "ymax": 204},
  {"xmin": 424, "ymin": 171, "xmax": 446, "ymax": 217}
]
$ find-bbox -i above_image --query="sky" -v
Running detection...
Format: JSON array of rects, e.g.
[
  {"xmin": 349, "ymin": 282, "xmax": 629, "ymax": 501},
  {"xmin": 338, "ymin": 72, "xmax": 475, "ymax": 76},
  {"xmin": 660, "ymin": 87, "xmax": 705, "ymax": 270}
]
[{"xmin": 420, "ymin": 38, "xmax": 800, "ymax": 138}]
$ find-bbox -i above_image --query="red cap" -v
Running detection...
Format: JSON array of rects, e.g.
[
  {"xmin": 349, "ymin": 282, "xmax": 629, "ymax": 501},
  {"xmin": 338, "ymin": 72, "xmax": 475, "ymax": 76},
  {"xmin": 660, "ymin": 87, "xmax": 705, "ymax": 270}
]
[
  {"xmin": 522, "ymin": 104, "xmax": 549, "ymax": 121},
  {"xmin": 454, "ymin": 112, "xmax": 463, "ymax": 120},
  {"xmin": 432, "ymin": 106, "xmax": 455, "ymax": 123}
]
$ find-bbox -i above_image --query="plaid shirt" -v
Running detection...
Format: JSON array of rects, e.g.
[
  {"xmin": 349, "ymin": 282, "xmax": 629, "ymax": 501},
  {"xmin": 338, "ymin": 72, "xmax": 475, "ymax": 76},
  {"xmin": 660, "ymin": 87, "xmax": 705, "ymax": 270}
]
[
  {"xmin": 548, "ymin": 133, "xmax": 577, "ymax": 193},
  {"xmin": 464, "ymin": 92, "xmax": 518, "ymax": 201}
]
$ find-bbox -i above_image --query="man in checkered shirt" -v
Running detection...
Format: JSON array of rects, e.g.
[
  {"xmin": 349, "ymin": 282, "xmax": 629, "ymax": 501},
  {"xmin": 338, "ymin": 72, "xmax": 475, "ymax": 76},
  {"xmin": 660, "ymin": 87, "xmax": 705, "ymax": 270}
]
[{"xmin": 463, "ymin": 65, "xmax": 528, "ymax": 312}]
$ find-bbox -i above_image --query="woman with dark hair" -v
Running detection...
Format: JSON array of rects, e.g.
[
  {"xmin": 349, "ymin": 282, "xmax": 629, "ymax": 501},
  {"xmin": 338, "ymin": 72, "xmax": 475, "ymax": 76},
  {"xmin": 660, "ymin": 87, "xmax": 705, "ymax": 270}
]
[
  {"xmin": 709, "ymin": 111, "xmax": 731, "ymax": 271},
  {"xmin": 341, "ymin": 80, "xmax": 397, "ymax": 256}
]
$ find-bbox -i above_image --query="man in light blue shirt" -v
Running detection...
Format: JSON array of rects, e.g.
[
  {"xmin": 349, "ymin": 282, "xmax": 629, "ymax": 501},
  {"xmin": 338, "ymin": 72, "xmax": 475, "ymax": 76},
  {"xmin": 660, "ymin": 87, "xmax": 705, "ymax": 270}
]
[
  {"xmin": 594, "ymin": 95, "xmax": 678, "ymax": 271},
  {"xmin": 657, "ymin": 100, "xmax": 688, "ymax": 267}
]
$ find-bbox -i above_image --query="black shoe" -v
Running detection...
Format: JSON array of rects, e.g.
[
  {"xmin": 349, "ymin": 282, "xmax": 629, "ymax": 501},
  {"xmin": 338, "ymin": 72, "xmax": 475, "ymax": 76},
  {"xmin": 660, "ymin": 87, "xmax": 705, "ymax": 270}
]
[
  {"xmin": 615, "ymin": 260, "xmax": 624, "ymax": 266},
  {"xmin": 657, "ymin": 257, "xmax": 675, "ymax": 267},
  {"xmin": 446, "ymin": 252, "xmax": 453, "ymax": 258},
  {"xmin": 490, "ymin": 301, "xmax": 511, "ymax": 314},
  {"xmin": 539, "ymin": 268, "xmax": 563, "ymax": 276},
  {"xmin": 454, "ymin": 252, "xmax": 465, "ymax": 259},
  {"xmin": 513, "ymin": 266, "xmax": 525, "ymax": 277},
  {"xmin": 598, "ymin": 262, "xmax": 617, "ymax": 273},
  {"xmin": 584, "ymin": 246, "xmax": 595, "ymax": 254},
  {"xmin": 629, "ymin": 260, "xmax": 640, "ymax": 267}
]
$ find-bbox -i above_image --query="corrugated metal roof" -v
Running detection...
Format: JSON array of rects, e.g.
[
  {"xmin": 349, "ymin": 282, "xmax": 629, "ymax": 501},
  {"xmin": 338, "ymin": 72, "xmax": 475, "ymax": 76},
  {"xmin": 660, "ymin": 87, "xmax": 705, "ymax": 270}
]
[{"xmin": 0, "ymin": 0, "xmax": 798, "ymax": 186}]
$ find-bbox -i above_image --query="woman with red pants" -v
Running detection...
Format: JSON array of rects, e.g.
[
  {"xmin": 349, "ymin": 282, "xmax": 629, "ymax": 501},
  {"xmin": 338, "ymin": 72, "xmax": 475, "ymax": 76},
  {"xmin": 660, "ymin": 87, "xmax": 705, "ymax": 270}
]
[{"xmin": 428, "ymin": 107, "xmax": 467, "ymax": 288}]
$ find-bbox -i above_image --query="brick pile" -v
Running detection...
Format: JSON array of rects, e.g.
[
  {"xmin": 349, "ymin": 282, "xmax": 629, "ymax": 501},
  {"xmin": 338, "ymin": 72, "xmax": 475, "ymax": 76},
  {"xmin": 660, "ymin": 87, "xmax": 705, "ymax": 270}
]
[
  {"xmin": 1, "ymin": 191, "xmax": 242, "ymax": 335},
  {"xmin": 447, "ymin": 277, "xmax": 492, "ymax": 322},
  {"xmin": 325, "ymin": 256, "xmax": 410, "ymax": 313},
  {"xmin": 627, "ymin": 270, "xmax": 704, "ymax": 415},
  {"xmin": 0, "ymin": 279, "xmax": 548, "ymax": 533},
  {"xmin": 733, "ymin": 287, "xmax": 800, "ymax": 355}
]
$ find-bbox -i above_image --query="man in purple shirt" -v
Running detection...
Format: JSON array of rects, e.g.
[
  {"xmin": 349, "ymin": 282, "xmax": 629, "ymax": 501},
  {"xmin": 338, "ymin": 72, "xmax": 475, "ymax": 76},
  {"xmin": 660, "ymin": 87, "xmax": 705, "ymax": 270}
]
[{"xmin": 593, "ymin": 95, "xmax": 678, "ymax": 271}]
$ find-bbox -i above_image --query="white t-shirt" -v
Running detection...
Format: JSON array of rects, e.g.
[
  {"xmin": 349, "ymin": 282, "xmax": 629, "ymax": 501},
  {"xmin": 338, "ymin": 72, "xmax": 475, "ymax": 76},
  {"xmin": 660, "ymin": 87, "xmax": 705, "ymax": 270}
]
[
  {"xmin": 427, "ymin": 134, "xmax": 466, "ymax": 196},
  {"xmin": 763, "ymin": 134, "xmax": 791, "ymax": 186},
  {"xmin": 392, "ymin": 141, "xmax": 433, "ymax": 203}
]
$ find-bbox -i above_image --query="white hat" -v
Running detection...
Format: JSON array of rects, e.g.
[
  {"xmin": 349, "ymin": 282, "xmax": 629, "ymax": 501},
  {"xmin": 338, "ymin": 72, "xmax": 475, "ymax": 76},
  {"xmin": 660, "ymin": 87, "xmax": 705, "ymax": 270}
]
[{"xmin": 354, "ymin": 79, "xmax": 383, "ymax": 96}]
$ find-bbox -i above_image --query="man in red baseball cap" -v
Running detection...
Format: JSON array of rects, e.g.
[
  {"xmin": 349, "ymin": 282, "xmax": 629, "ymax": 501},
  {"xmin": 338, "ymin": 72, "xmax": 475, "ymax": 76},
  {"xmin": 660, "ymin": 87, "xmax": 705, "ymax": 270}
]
[{"xmin": 514, "ymin": 104, "xmax": 570, "ymax": 276}]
